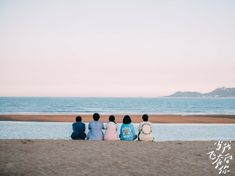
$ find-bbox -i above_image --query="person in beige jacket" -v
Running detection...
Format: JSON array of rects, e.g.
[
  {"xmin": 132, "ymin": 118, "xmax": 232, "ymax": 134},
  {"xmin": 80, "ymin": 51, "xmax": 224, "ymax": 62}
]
[{"xmin": 138, "ymin": 114, "xmax": 154, "ymax": 141}]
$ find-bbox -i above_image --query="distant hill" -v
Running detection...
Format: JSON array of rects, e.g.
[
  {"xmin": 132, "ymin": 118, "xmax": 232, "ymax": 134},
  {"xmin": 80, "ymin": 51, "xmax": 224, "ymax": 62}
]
[
  {"xmin": 169, "ymin": 91, "xmax": 203, "ymax": 97},
  {"xmin": 204, "ymin": 87, "xmax": 235, "ymax": 97},
  {"xmin": 168, "ymin": 87, "xmax": 235, "ymax": 97}
]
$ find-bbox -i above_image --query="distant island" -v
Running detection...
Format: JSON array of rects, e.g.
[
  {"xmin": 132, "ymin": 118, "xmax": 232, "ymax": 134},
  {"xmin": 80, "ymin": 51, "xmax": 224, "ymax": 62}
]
[{"xmin": 168, "ymin": 87, "xmax": 235, "ymax": 97}]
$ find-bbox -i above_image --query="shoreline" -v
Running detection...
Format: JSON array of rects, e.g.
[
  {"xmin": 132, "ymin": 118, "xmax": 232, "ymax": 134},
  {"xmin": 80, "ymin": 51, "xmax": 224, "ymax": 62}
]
[{"xmin": 1, "ymin": 114, "xmax": 235, "ymax": 123}]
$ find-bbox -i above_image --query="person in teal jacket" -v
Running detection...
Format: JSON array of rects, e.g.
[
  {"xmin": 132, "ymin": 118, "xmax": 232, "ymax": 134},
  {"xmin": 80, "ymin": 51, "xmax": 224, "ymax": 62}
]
[{"xmin": 119, "ymin": 115, "xmax": 137, "ymax": 141}]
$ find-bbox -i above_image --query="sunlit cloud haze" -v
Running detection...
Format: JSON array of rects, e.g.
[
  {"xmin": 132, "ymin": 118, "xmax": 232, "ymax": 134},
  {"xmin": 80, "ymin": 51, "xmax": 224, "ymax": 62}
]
[{"xmin": 0, "ymin": 0, "xmax": 235, "ymax": 97}]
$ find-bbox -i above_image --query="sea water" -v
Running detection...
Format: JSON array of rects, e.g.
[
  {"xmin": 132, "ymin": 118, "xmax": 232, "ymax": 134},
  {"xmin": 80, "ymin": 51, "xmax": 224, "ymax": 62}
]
[
  {"xmin": 0, "ymin": 97, "xmax": 235, "ymax": 115},
  {"xmin": 0, "ymin": 121, "xmax": 234, "ymax": 141},
  {"xmin": 1, "ymin": 97, "xmax": 234, "ymax": 141}
]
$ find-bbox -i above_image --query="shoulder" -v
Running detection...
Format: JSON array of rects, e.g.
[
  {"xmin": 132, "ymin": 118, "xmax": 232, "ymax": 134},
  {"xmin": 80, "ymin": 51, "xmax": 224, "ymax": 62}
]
[
  {"xmin": 89, "ymin": 121, "xmax": 94, "ymax": 125},
  {"xmin": 139, "ymin": 122, "xmax": 144, "ymax": 126},
  {"xmin": 146, "ymin": 122, "xmax": 152, "ymax": 126},
  {"xmin": 109, "ymin": 121, "xmax": 116, "ymax": 125},
  {"xmin": 131, "ymin": 123, "xmax": 135, "ymax": 129},
  {"xmin": 142, "ymin": 121, "xmax": 151, "ymax": 125},
  {"xmin": 120, "ymin": 124, "xmax": 125, "ymax": 128},
  {"xmin": 106, "ymin": 122, "xmax": 112, "ymax": 126}
]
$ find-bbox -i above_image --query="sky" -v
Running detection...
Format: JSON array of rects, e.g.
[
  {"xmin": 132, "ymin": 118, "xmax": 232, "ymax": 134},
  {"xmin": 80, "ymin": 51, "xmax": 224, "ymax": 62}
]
[{"xmin": 0, "ymin": 0, "xmax": 235, "ymax": 97}]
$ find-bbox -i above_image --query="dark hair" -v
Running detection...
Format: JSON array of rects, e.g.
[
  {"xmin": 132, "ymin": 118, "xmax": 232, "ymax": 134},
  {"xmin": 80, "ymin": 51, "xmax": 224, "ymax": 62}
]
[
  {"xmin": 142, "ymin": 114, "xmax": 148, "ymax": 122},
  {"xmin": 123, "ymin": 115, "xmax": 131, "ymax": 124},
  {"xmin": 76, "ymin": 116, "xmax": 82, "ymax": 122},
  {"xmin": 109, "ymin": 115, "xmax": 116, "ymax": 123},
  {"xmin": 93, "ymin": 113, "xmax": 100, "ymax": 121}
]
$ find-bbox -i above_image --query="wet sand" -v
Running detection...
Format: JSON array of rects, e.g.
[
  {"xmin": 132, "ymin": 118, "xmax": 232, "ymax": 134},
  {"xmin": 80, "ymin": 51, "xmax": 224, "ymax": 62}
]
[
  {"xmin": 0, "ymin": 114, "xmax": 235, "ymax": 123},
  {"xmin": 0, "ymin": 140, "xmax": 234, "ymax": 176}
]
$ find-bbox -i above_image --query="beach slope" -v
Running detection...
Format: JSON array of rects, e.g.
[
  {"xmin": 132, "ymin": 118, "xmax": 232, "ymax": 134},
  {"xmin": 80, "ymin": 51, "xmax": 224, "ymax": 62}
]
[{"xmin": 0, "ymin": 140, "xmax": 234, "ymax": 176}]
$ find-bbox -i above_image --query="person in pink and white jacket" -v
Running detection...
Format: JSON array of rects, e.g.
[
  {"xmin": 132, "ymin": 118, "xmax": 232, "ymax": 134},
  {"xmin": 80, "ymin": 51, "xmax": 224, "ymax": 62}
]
[{"xmin": 104, "ymin": 115, "xmax": 119, "ymax": 141}]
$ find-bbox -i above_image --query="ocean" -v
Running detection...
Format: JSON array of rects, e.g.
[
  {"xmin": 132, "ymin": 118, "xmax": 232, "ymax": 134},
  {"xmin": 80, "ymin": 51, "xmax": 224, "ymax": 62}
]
[
  {"xmin": 1, "ymin": 97, "xmax": 235, "ymax": 140},
  {"xmin": 0, "ymin": 97, "xmax": 235, "ymax": 115},
  {"xmin": 0, "ymin": 121, "xmax": 234, "ymax": 141}
]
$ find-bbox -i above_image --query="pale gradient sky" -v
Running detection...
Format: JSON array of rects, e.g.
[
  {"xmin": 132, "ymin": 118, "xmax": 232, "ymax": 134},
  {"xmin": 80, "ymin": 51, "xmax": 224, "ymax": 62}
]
[{"xmin": 0, "ymin": 0, "xmax": 235, "ymax": 97}]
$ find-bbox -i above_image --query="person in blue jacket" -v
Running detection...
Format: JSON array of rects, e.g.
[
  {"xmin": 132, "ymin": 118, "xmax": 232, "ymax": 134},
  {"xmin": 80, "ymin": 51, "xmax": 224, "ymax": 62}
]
[
  {"xmin": 119, "ymin": 115, "xmax": 137, "ymax": 141},
  {"xmin": 71, "ymin": 116, "xmax": 86, "ymax": 140},
  {"xmin": 87, "ymin": 113, "xmax": 104, "ymax": 140}
]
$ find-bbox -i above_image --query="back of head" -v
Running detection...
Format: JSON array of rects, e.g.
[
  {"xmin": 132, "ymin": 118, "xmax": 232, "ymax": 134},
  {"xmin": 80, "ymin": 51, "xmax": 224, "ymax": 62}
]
[
  {"xmin": 123, "ymin": 115, "xmax": 131, "ymax": 124},
  {"xmin": 142, "ymin": 114, "xmax": 148, "ymax": 122},
  {"xmin": 76, "ymin": 116, "xmax": 82, "ymax": 122},
  {"xmin": 93, "ymin": 113, "xmax": 100, "ymax": 121},
  {"xmin": 109, "ymin": 115, "xmax": 115, "ymax": 123}
]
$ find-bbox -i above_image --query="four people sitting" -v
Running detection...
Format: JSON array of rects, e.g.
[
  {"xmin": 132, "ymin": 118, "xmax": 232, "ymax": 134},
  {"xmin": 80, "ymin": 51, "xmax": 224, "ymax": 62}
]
[{"xmin": 71, "ymin": 113, "xmax": 154, "ymax": 141}]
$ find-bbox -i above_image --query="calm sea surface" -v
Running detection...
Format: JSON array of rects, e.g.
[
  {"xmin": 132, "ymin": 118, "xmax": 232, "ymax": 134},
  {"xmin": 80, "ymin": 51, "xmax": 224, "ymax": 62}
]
[
  {"xmin": 0, "ymin": 121, "xmax": 234, "ymax": 141},
  {"xmin": 0, "ymin": 97, "xmax": 235, "ymax": 115}
]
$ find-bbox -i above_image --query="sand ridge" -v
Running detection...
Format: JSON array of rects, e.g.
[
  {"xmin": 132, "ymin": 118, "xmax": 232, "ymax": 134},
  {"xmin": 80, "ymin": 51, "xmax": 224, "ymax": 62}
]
[{"xmin": 0, "ymin": 114, "xmax": 235, "ymax": 123}]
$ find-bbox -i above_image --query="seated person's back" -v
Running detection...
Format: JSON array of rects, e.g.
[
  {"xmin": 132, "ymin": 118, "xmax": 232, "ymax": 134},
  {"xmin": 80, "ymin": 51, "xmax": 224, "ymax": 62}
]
[
  {"xmin": 138, "ymin": 114, "xmax": 154, "ymax": 141},
  {"xmin": 104, "ymin": 115, "xmax": 119, "ymax": 140},
  {"xmin": 119, "ymin": 115, "xmax": 137, "ymax": 141},
  {"xmin": 87, "ymin": 113, "xmax": 104, "ymax": 140},
  {"xmin": 71, "ymin": 116, "xmax": 86, "ymax": 140}
]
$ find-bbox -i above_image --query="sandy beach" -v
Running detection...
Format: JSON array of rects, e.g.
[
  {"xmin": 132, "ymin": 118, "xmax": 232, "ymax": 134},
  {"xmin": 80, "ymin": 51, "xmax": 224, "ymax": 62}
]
[
  {"xmin": 0, "ymin": 114, "xmax": 235, "ymax": 123},
  {"xmin": 0, "ymin": 140, "xmax": 233, "ymax": 176}
]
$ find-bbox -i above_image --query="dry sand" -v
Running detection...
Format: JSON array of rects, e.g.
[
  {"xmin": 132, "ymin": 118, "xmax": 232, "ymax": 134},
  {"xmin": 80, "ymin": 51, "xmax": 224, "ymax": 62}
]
[
  {"xmin": 1, "ymin": 114, "xmax": 235, "ymax": 123},
  {"xmin": 0, "ymin": 140, "xmax": 234, "ymax": 176}
]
